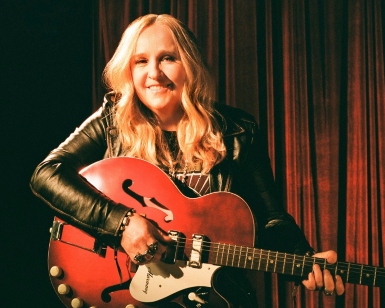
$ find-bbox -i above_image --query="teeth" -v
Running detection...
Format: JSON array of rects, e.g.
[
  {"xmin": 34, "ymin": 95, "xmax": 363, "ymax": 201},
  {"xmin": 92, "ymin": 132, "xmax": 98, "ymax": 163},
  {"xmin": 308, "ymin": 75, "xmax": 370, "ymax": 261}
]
[{"xmin": 149, "ymin": 85, "xmax": 167, "ymax": 92}]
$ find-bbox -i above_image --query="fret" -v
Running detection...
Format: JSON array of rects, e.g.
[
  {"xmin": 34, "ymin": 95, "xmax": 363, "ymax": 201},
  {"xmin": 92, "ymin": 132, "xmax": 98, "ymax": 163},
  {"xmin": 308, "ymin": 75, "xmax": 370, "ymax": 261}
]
[
  {"xmin": 292, "ymin": 254, "xmax": 305, "ymax": 276},
  {"xmin": 283, "ymin": 253, "xmax": 295, "ymax": 275},
  {"xmin": 225, "ymin": 243, "xmax": 231, "ymax": 266},
  {"xmin": 300, "ymin": 255, "xmax": 306, "ymax": 277},
  {"xmin": 264, "ymin": 251, "xmax": 278, "ymax": 273},
  {"xmin": 234, "ymin": 245, "xmax": 241, "ymax": 267},
  {"xmin": 258, "ymin": 250, "xmax": 269, "ymax": 272},
  {"xmin": 360, "ymin": 264, "xmax": 363, "ymax": 284},
  {"xmin": 274, "ymin": 252, "xmax": 285, "ymax": 274},
  {"xmin": 359, "ymin": 265, "xmax": 376, "ymax": 286},
  {"xmin": 265, "ymin": 251, "xmax": 271, "ymax": 271},
  {"xmin": 347, "ymin": 262, "xmax": 351, "ymax": 283},
  {"xmin": 218, "ymin": 243, "xmax": 226, "ymax": 265},
  {"xmin": 273, "ymin": 251, "xmax": 278, "ymax": 273},
  {"xmin": 244, "ymin": 247, "xmax": 252, "ymax": 269},
  {"xmin": 213, "ymin": 242, "xmax": 219, "ymax": 264},
  {"xmin": 257, "ymin": 249, "xmax": 262, "ymax": 270},
  {"xmin": 282, "ymin": 253, "xmax": 287, "ymax": 274},
  {"xmin": 238, "ymin": 246, "xmax": 244, "ymax": 267},
  {"xmin": 250, "ymin": 248, "xmax": 255, "ymax": 269},
  {"xmin": 335, "ymin": 262, "xmax": 349, "ymax": 283},
  {"xmin": 229, "ymin": 244, "xmax": 236, "ymax": 266},
  {"xmin": 374, "ymin": 267, "xmax": 377, "ymax": 286},
  {"xmin": 291, "ymin": 254, "xmax": 295, "ymax": 275}
]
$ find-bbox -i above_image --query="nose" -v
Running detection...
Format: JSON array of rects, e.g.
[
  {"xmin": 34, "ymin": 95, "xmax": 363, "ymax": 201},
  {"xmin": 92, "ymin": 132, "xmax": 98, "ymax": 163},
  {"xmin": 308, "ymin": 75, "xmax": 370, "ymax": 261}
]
[{"xmin": 147, "ymin": 60, "xmax": 162, "ymax": 80}]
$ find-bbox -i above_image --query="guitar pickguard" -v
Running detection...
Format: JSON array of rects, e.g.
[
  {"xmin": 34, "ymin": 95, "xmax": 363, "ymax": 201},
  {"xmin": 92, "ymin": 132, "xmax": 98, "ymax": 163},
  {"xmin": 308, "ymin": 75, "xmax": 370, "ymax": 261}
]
[{"xmin": 130, "ymin": 261, "xmax": 219, "ymax": 302}]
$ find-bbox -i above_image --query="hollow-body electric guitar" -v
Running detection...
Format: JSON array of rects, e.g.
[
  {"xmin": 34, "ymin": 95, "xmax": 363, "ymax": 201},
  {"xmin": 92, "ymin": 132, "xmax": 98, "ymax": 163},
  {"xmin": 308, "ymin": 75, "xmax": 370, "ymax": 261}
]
[{"xmin": 48, "ymin": 157, "xmax": 385, "ymax": 308}]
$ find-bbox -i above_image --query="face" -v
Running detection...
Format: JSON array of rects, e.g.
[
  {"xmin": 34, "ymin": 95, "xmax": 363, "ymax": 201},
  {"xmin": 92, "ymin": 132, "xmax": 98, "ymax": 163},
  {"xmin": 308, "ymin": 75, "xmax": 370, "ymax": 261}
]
[{"xmin": 131, "ymin": 24, "xmax": 187, "ymax": 129}]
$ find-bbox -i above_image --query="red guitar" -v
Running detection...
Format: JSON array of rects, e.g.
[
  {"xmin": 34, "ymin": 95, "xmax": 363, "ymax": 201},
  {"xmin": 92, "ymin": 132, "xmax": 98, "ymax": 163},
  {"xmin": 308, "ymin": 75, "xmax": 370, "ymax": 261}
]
[{"xmin": 48, "ymin": 157, "xmax": 385, "ymax": 308}]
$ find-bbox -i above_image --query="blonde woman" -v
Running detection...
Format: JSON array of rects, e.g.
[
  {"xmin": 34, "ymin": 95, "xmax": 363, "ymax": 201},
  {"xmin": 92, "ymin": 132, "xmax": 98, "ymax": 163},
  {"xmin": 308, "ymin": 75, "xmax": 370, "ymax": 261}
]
[{"xmin": 31, "ymin": 14, "xmax": 344, "ymax": 306}]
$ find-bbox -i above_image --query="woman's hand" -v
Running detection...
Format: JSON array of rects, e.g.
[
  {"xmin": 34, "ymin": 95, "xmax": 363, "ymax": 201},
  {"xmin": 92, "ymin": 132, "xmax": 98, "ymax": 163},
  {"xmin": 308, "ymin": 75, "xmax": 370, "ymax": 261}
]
[
  {"xmin": 302, "ymin": 250, "xmax": 345, "ymax": 296},
  {"xmin": 120, "ymin": 213, "xmax": 172, "ymax": 264}
]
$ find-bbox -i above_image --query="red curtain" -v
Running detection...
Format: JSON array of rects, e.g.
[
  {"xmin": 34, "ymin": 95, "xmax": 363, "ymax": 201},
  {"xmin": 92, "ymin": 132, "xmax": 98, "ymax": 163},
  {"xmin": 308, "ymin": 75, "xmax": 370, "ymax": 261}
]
[{"xmin": 92, "ymin": 1, "xmax": 385, "ymax": 307}]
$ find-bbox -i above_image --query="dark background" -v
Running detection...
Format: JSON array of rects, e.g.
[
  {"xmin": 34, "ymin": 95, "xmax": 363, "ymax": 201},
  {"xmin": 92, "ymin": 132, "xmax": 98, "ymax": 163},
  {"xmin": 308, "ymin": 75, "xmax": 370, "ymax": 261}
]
[
  {"xmin": 3, "ymin": 1, "xmax": 384, "ymax": 307},
  {"xmin": 3, "ymin": 1, "xmax": 93, "ymax": 306}
]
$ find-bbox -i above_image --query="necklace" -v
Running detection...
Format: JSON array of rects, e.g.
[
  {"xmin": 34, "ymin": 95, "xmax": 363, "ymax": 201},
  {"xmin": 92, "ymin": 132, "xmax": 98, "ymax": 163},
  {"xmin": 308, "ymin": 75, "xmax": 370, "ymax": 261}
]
[{"xmin": 162, "ymin": 130, "xmax": 188, "ymax": 182}]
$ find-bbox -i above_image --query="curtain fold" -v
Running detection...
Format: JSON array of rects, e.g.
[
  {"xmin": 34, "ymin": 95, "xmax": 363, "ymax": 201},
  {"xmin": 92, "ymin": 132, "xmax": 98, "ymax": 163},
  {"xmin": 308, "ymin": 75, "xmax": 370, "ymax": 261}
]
[{"xmin": 93, "ymin": 1, "xmax": 385, "ymax": 307}]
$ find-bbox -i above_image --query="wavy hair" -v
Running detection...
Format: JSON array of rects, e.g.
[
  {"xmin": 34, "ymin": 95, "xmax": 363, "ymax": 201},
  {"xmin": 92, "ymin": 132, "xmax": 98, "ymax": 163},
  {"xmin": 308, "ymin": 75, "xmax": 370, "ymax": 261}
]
[{"xmin": 103, "ymin": 14, "xmax": 226, "ymax": 173}]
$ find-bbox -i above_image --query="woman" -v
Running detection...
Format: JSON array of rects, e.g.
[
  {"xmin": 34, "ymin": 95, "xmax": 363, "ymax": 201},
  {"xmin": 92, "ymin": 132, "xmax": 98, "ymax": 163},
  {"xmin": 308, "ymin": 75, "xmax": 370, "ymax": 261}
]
[{"xmin": 30, "ymin": 14, "xmax": 344, "ymax": 306}]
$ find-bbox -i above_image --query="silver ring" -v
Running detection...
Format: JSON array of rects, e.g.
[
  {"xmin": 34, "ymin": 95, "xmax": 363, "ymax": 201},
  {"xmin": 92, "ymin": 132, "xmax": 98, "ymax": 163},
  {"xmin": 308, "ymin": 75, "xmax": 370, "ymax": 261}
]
[
  {"xmin": 324, "ymin": 289, "xmax": 335, "ymax": 296},
  {"xmin": 134, "ymin": 253, "xmax": 146, "ymax": 264},
  {"xmin": 147, "ymin": 241, "xmax": 159, "ymax": 255},
  {"xmin": 134, "ymin": 247, "xmax": 156, "ymax": 264}
]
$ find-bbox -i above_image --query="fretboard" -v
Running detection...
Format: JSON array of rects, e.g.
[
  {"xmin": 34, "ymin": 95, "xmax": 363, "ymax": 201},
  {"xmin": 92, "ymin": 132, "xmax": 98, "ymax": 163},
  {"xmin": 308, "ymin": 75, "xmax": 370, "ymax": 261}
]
[{"xmin": 208, "ymin": 243, "xmax": 385, "ymax": 287}]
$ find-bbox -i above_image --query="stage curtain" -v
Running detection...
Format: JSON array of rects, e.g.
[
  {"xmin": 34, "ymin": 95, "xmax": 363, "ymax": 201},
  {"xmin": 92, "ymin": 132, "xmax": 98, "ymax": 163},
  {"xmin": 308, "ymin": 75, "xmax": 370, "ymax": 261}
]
[{"xmin": 92, "ymin": 1, "xmax": 385, "ymax": 307}]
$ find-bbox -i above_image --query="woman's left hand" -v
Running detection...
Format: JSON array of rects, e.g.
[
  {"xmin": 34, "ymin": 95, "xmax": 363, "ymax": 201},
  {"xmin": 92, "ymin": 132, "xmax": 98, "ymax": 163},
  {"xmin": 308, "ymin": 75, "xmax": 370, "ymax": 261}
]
[{"xmin": 302, "ymin": 250, "xmax": 345, "ymax": 296}]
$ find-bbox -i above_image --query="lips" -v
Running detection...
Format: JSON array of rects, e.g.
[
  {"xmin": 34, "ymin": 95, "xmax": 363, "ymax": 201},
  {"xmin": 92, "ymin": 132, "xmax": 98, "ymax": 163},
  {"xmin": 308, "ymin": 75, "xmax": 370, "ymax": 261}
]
[{"xmin": 148, "ymin": 84, "xmax": 171, "ymax": 93}]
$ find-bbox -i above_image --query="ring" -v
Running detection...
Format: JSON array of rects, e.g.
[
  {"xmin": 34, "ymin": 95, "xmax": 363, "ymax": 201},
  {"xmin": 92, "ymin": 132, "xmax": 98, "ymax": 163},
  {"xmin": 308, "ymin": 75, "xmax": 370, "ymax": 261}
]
[
  {"xmin": 134, "ymin": 251, "xmax": 155, "ymax": 264},
  {"xmin": 133, "ymin": 244, "xmax": 158, "ymax": 264},
  {"xmin": 324, "ymin": 289, "xmax": 335, "ymax": 296},
  {"xmin": 147, "ymin": 241, "xmax": 159, "ymax": 254},
  {"xmin": 134, "ymin": 253, "xmax": 146, "ymax": 264}
]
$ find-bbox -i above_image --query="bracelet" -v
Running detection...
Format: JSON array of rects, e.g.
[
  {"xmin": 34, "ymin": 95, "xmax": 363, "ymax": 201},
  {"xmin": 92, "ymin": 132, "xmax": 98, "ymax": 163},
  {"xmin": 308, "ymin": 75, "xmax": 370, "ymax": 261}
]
[{"xmin": 118, "ymin": 208, "xmax": 136, "ymax": 235}]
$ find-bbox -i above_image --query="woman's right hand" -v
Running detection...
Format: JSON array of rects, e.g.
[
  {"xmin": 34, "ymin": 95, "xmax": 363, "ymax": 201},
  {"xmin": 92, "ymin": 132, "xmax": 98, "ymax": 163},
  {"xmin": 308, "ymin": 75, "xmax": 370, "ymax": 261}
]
[{"xmin": 120, "ymin": 213, "xmax": 172, "ymax": 264}]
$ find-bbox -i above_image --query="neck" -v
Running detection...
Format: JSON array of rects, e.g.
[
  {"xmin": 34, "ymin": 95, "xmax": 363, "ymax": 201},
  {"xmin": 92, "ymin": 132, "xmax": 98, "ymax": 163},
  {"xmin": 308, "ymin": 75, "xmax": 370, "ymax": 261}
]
[{"xmin": 156, "ymin": 107, "xmax": 183, "ymax": 131}]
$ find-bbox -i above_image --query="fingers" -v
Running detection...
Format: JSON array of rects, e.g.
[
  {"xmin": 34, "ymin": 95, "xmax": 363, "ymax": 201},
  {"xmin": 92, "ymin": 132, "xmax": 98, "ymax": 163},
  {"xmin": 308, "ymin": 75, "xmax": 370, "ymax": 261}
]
[
  {"xmin": 121, "ymin": 214, "xmax": 172, "ymax": 265},
  {"xmin": 335, "ymin": 275, "xmax": 345, "ymax": 295},
  {"xmin": 302, "ymin": 250, "xmax": 345, "ymax": 296},
  {"xmin": 133, "ymin": 240, "xmax": 166, "ymax": 264},
  {"xmin": 313, "ymin": 250, "xmax": 337, "ymax": 264}
]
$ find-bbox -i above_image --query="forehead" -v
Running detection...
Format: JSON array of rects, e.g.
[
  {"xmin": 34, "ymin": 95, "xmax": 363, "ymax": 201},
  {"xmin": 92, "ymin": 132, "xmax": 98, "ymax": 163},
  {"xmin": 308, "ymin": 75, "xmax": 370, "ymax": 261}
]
[{"xmin": 135, "ymin": 24, "xmax": 178, "ymax": 54}]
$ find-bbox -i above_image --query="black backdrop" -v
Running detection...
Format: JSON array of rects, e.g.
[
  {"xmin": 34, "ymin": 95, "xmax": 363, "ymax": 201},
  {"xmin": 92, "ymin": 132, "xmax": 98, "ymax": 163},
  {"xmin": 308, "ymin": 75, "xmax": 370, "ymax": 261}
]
[{"xmin": 3, "ymin": 1, "xmax": 92, "ymax": 306}]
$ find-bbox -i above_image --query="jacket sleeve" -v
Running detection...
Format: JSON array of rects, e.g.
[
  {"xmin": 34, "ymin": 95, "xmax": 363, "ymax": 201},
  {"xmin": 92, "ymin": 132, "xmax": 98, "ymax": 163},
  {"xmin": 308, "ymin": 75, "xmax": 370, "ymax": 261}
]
[
  {"xmin": 30, "ymin": 102, "xmax": 129, "ymax": 247},
  {"xmin": 232, "ymin": 118, "xmax": 314, "ymax": 256}
]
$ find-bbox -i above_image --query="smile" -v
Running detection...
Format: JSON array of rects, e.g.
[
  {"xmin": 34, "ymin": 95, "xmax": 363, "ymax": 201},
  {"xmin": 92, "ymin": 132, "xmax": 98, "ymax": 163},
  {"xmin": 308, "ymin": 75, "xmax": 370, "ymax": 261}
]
[{"xmin": 148, "ymin": 85, "xmax": 170, "ymax": 93}]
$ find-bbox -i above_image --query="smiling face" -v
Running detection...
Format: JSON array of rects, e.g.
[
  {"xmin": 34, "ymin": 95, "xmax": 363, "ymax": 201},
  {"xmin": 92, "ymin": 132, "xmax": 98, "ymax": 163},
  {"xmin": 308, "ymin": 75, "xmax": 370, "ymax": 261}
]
[{"xmin": 131, "ymin": 23, "xmax": 187, "ymax": 130}]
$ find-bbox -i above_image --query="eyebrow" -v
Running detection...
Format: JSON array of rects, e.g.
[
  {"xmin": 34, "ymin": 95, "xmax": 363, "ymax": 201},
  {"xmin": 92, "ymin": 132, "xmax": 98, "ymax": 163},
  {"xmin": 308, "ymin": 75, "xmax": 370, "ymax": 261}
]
[{"xmin": 132, "ymin": 49, "xmax": 179, "ymax": 58}]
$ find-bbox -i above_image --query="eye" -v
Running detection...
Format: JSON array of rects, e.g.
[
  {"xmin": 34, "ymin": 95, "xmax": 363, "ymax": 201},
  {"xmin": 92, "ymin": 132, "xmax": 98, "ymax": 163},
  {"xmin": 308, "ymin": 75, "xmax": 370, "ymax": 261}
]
[
  {"xmin": 133, "ymin": 58, "xmax": 147, "ymax": 65},
  {"xmin": 161, "ymin": 55, "xmax": 176, "ymax": 62}
]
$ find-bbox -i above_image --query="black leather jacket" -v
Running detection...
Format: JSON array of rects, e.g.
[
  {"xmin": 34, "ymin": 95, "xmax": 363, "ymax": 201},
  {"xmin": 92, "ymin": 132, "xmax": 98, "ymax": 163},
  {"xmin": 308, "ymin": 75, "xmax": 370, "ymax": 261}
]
[{"xmin": 30, "ymin": 93, "xmax": 313, "ymax": 254}]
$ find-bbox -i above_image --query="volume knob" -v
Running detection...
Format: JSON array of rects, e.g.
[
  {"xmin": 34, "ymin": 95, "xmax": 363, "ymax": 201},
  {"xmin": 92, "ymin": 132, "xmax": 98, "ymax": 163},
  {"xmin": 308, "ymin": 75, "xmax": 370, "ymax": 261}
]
[
  {"xmin": 57, "ymin": 284, "xmax": 71, "ymax": 295},
  {"xmin": 71, "ymin": 297, "xmax": 84, "ymax": 308},
  {"xmin": 50, "ymin": 266, "xmax": 63, "ymax": 277}
]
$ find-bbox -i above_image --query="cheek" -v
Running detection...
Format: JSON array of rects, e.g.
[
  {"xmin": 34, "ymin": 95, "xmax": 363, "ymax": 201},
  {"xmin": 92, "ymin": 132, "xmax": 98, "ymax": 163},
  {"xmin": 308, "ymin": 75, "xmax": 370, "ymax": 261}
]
[{"xmin": 131, "ymin": 70, "xmax": 145, "ymax": 90}]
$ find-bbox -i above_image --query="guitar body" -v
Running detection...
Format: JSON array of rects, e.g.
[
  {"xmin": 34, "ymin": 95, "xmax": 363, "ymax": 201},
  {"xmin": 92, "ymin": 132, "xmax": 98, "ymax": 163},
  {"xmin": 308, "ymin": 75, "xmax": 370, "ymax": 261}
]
[{"xmin": 48, "ymin": 157, "xmax": 256, "ymax": 307}]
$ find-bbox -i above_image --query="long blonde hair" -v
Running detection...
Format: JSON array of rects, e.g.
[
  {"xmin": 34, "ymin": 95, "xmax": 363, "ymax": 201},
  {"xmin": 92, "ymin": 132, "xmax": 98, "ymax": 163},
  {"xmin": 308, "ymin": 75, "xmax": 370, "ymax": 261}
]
[{"xmin": 103, "ymin": 14, "xmax": 226, "ymax": 173}]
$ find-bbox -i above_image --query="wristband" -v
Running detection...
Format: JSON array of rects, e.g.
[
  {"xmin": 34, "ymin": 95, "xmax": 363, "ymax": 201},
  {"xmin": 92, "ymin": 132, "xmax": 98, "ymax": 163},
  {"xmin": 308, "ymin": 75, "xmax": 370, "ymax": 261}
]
[{"xmin": 118, "ymin": 208, "xmax": 136, "ymax": 235}]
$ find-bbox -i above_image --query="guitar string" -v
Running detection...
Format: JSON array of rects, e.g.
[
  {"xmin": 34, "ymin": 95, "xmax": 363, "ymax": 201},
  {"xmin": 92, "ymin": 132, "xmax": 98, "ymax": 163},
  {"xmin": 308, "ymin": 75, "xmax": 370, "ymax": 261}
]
[{"xmin": 171, "ymin": 238, "xmax": 385, "ymax": 278}]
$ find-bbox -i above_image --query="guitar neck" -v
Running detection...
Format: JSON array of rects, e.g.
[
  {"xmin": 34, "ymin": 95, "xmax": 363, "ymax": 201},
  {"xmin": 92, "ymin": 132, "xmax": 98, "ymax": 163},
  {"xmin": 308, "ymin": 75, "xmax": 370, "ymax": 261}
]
[{"xmin": 208, "ymin": 243, "xmax": 385, "ymax": 287}]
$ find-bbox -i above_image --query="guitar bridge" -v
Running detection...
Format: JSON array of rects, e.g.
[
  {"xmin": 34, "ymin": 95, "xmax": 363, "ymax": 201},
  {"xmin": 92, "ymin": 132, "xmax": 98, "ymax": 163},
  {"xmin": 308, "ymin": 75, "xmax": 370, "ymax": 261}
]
[{"xmin": 162, "ymin": 230, "xmax": 185, "ymax": 264}]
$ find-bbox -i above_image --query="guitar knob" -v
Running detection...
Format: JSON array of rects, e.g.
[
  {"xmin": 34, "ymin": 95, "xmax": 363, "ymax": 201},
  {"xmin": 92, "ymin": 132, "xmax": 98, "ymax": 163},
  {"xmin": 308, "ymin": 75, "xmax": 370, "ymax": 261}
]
[
  {"xmin": 49, "ymin": 265, "xmax": 63, "ymax": 277},
  {"xmin": 71, "ymin": 297, "xmax": 84, "ymax": 308},
  {"xmin": 125, "ymin": 305, "xmax": 136, "ymax": 308},
  {"xmin": 57, "ymin": 284, "xmax": 71, "ymax": 295},
  {"xmin": 188, "ymin": 292, "xmax": 205, "ymax": 304}
]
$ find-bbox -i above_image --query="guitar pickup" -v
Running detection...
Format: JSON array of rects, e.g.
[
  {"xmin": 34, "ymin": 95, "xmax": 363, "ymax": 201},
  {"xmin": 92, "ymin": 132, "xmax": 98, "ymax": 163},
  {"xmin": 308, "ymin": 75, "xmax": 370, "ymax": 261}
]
[
  {"xmin": 189, "ymin": 234, "xmax": 209, "ymax": 268},
  {"xmin": 162, "ymin": 230, "xmax": 185, "ymax": 264}
]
